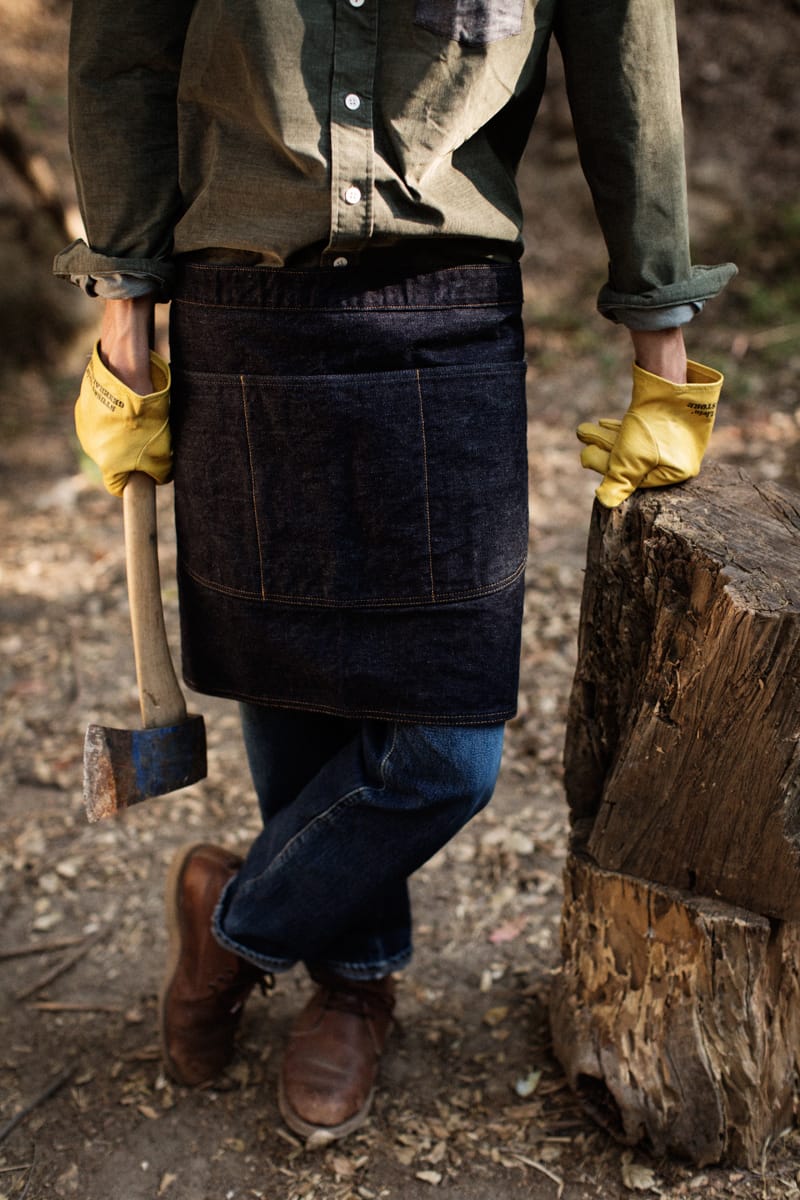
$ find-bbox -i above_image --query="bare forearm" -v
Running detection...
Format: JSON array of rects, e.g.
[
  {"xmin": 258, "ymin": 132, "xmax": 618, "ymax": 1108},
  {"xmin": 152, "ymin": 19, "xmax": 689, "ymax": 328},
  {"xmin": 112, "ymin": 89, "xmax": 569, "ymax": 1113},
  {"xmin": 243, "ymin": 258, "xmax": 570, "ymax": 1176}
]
[
  {"xmin": 99, "ymin": 296, "xmax": 157, "ymax": 394},
  {"xmin": 629, "ymin": 327, "xmax": 687, "ymax": 385}
]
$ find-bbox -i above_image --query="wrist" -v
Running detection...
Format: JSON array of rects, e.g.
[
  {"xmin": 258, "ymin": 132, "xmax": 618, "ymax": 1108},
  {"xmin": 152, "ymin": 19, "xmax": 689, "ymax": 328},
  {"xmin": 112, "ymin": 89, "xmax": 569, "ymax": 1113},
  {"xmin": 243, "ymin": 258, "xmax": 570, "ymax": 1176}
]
[
  {"xmin": 99, "ymin": 296, "xmax": 157, "ymax": 394},
  {"xmin": 629, "ymin": 328, "xmax": 687, "ymax": 385}
]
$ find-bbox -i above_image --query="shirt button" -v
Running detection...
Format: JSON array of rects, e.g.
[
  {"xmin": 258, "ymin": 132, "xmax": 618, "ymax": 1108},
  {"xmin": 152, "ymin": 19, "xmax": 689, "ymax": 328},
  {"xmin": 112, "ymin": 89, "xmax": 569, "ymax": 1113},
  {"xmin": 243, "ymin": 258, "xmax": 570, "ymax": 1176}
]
[
  {"xmin": 344, "ymin": 93, "xmax": 361, "ymax": 111},
  {"xmin": 344, "ymin": 185, "xmax": 362, "ymax": 205},
  {"xmin": 333, "ymin": 256, "xmax": 349, "ymax": 267}
]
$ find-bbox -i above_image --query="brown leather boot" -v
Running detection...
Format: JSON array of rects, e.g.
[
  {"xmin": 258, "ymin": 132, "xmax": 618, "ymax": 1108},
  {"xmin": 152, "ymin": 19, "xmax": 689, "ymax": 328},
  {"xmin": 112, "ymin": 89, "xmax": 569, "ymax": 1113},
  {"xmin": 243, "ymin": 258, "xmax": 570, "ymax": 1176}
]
[
  {"xmin": 159, "ymin": 842, "xmax": 266, "ymax": 1086},
  {"xmin": 278, "ymin": 970, "xmax": 396, "ymax": 1140}
]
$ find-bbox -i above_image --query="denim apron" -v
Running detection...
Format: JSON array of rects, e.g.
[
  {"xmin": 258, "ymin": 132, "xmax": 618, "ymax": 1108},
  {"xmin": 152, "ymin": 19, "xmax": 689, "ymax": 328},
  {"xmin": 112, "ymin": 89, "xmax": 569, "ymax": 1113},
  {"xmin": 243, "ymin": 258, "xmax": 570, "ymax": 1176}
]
[{"xmin": 169, "ymin": 261, "xmax": 528, "ymax": 725}]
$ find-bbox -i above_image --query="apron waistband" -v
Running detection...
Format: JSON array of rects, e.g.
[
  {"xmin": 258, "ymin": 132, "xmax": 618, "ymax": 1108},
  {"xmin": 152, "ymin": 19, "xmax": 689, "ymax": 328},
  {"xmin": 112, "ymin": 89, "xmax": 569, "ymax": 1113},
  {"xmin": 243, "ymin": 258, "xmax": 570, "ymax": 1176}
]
[{"xmin": 172, "ymin": 259, "xmax": 523, "ymax": 313}]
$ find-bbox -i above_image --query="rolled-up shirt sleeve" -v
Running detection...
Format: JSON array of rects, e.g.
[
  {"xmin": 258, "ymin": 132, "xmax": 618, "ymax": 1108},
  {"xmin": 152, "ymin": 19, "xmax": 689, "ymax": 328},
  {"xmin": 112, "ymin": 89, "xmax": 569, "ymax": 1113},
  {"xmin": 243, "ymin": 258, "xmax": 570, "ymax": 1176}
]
[
  {"xmin": 53, "ymin": 0, "xmax": 195, "ymax": 298},
  {"xmin": 554, "ymin": 0, "xmax": 736, "ymax": 323}
]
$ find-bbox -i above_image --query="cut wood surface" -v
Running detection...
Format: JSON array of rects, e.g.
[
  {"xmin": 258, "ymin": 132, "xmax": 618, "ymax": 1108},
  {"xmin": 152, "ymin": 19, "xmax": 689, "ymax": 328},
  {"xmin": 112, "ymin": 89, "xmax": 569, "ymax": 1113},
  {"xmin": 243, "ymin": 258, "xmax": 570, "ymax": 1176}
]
[
  {"xmin": 564, "ymin": 462, "xmax": 800, "ymax": 919},
  {"xmin": 550, "ymin": 855, "xmax": 800, "ymax": 1168}
]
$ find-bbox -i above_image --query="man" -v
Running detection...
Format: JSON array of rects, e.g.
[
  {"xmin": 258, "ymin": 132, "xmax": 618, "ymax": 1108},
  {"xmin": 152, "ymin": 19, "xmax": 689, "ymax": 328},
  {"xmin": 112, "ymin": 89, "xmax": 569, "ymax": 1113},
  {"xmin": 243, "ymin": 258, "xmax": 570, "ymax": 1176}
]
[{"xmin": 56, "ymin": 0, "xmax": 734, "ymax": 1142}]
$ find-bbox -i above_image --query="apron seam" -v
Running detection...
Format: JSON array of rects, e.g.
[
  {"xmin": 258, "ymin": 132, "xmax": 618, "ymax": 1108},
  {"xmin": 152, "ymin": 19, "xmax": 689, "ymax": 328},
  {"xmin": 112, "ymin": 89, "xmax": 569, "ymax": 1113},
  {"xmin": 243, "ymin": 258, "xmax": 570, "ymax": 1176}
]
[
  {"xmin": 240, "ymin": 374, "xmax": 267, "ymax": 600},
  {"xmin": 177, "ymin": 555, "xmax": 526, "ymax": 606},
  {"xmin": 415, "ymin": 368, "xmax": 436, "ymax": 602},
  {"xmin": 183, "ymin": 677, "xmax": 514, "ymax": 724}
]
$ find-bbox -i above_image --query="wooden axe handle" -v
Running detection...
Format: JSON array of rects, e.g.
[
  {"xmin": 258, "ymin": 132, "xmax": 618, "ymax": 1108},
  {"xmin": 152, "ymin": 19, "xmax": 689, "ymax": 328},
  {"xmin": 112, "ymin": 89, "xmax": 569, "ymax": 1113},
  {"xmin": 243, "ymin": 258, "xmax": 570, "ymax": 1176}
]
[{"xmin": 123, "ymin": 472, "xmax": 187, "ymax": 729}]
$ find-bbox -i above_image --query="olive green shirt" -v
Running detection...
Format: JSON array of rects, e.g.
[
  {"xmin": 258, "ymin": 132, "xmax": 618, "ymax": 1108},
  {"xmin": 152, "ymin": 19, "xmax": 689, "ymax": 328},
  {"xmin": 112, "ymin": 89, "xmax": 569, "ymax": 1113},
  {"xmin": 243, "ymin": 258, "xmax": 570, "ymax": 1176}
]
[{"xmin": 54, "ymin": 0, "xmax": 735, "ymax": 321}]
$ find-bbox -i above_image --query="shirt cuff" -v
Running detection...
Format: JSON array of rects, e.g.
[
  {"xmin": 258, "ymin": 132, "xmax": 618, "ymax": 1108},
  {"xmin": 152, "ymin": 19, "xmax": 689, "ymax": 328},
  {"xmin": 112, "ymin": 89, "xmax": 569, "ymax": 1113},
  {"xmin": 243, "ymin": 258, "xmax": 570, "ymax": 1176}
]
[
  {"xmin": 598, "ymin": 262, "xmax": 738, "ymax": 325},
  {"xmin": 71, "ymin": 273, "xmax": 160, "ymax": 300},
  {"xmin": 53, "ymin": 239, "xmax": 174, "ymax": 299},
  {"xmin": 614, "ymin": 302, "xmax": 703, "ymax": 331}
]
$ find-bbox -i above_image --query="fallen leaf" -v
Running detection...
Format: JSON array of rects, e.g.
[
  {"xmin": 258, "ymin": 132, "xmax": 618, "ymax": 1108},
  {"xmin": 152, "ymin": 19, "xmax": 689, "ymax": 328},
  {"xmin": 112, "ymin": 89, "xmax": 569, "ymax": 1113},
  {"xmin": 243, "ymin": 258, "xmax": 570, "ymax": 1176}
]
[
  {"xmin": 306, "ymin": 1129, "xmax": 337, "ymax": 1150},
  {"xmin": 331, "ymin": 1155, "xmax": 355, "ymax": 1178},
  {"xmin": 503, "ymin": 1101, "xmax": 541, "ymax": 1120},
  {"xmin": 482, "ymin": 1006, "xmax": 509, "ymax": 1027},
  {"xmin": 228, "ymin": 1061, "xmax": 250, "ymax": 1087},
  {"xmin": 55, "ymin": 1163, "xmax": 79, "ymax": 1195},
  {"xmin": 480, "ymin": 827, "xmax": 534, "ymax": 855},
  {"xmin": 513, "ymin": 1069, "xmax": 542, "ymax": 1098},
  {"xmin": 621, "ymin": 1160, "xmax": 659, "ymax": 1191},
  {"xmin": 32, "ymin": 911, "xmax": 63, "ymax": 932},
  {"xmin": 538, "ymin": 1144, "xmax": 562, "ymax": 1163},
  {"xmin": 137, "ymin": 1105, "xmax": 160, "ymax": 1120},
  {"xmin": 489, "ymin": 917, "xmax": 528, "ymax": 945},
  {"xmin": 158, "ymin": 1173, "xmax": 178, "ymax": 1195}
]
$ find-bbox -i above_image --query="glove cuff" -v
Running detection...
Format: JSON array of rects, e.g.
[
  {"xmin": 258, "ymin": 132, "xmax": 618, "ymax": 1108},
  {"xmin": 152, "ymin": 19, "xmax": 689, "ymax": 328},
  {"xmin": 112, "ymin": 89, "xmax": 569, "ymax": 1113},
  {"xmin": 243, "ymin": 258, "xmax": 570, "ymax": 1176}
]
[
  {"xmin": 686, "ymin": 360, "xmax": 723, "ymax": 387},
  {"xmin": 89, "ymin": 341, "xmax": 171, "ymax": 404},
  {"xmin": 631, "ymin": 358, "xmax": 723, "ymax": 401}
]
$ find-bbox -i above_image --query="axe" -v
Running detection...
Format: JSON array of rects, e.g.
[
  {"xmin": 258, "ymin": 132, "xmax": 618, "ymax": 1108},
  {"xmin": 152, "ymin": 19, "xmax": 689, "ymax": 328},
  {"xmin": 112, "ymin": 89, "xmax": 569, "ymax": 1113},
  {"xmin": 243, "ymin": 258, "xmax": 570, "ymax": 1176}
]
[{"xmin": 83, "ymin": 471, "xmax": 206, "ymax": 821}]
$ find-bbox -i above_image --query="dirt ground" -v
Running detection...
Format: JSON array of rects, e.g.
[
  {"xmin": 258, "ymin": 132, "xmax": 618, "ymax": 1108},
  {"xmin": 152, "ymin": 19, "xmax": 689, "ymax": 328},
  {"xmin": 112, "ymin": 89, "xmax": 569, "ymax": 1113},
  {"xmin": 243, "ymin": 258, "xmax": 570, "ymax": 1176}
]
[{"xmin": 1, "ymin": 3, "xmax": 800, "ymax": 1198}]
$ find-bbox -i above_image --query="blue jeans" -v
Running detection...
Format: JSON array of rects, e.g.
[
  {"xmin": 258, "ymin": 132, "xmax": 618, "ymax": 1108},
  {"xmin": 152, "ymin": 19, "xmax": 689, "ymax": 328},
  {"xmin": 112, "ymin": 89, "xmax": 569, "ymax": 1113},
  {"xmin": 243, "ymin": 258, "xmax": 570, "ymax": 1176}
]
[{"xmin": 213, "ymin": 705, "xmax": 505, "ymax": 980}]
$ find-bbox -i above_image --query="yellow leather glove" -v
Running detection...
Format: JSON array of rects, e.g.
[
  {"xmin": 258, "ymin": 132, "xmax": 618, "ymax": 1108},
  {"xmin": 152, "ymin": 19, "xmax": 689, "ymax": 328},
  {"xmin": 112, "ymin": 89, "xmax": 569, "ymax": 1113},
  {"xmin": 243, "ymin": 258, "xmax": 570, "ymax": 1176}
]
[
  {"xmin": 576, "ymin": 359, "xmax": 723, "ymax": 508},
  {"xmin": 75, "ymin": 342, "xmax": 172, "ymax": 497}
]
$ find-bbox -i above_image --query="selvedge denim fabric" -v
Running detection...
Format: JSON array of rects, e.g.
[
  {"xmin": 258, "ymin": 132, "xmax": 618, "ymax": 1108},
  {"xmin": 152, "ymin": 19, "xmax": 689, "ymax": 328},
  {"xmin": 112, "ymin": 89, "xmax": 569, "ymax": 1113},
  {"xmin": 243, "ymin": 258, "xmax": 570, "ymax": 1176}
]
[
  {"xmin": 213, "ymin": 705, "xmax": 505, "ymax": 978},
  {"xmin": 170, "ymin": 260, "xmax": 528, "ymax": 725}
]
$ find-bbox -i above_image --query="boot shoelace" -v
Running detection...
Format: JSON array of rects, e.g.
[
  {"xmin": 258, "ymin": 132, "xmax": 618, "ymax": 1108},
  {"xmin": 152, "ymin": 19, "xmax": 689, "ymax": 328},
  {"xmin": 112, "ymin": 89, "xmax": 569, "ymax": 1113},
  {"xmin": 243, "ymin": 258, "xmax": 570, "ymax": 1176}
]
[
  {"xmin": 319, "ymin": 983, "xmax": 394, "ymax": 1020},
  {"xmin": 208, "ymin": 965, "xmax": 275, "ymax": 1004}
]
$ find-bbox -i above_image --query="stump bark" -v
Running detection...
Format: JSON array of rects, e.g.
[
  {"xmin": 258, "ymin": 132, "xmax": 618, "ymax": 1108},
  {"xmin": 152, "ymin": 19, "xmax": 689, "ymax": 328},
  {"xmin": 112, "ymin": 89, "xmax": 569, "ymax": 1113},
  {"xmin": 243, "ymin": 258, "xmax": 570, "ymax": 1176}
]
[{"xmin": 551, "ymin": 462, "xmax": 800, "ymax": 1166}]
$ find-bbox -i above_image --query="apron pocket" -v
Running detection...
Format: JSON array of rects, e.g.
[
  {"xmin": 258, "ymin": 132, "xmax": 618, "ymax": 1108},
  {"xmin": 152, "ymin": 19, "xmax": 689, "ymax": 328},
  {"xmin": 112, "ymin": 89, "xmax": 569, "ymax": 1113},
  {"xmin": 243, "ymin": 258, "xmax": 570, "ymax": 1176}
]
[
  {"xmin": 414, "ymin": 0, "xmax": 525, "ymax": 45},
  {"xmin": 173, "ymin": 361, "xmax": 527, "ymax": 607}
]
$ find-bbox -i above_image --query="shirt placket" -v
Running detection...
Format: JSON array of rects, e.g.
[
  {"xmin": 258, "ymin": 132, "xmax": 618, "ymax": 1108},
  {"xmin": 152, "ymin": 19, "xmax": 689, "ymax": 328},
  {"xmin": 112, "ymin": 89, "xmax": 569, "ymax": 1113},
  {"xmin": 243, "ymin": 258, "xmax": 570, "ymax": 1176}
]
[{"xmin": 322, "ymin": 0, "xmax": 378, "ymax": 266}]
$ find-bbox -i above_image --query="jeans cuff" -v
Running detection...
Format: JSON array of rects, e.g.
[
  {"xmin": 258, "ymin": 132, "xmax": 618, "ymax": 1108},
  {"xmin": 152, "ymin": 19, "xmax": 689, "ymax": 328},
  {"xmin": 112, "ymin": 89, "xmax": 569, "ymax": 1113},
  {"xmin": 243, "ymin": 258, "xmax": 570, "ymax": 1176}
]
[
  {"xmin": 308, "ymin": 944, "xmax": 413, "ymax": 982},
  {"xmin": 212, "ymin": 875, "xmax": 296, "ymax": 974},
  {"xmin": 213, "ymin": 877, "xmax": 413, "ymax": 979}
]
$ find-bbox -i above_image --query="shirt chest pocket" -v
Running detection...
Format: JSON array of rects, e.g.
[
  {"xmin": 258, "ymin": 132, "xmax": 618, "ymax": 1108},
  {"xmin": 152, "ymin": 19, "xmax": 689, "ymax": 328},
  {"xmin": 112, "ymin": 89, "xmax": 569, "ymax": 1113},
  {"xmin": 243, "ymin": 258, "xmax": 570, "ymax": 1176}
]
[{"xmin": 414, "ymin": 0, "xmax": 525, "ymax": 45}]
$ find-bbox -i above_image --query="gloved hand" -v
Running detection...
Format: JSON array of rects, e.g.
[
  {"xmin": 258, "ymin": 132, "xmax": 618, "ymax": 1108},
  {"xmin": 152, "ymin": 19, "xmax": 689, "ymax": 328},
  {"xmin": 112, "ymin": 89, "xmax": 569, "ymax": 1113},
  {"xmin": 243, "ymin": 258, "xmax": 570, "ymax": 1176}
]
[
  {"xmin": 75, "ymin": 342, "xmax": 172, "ymax": 497},
  {"xmin": 577, "ymin": 359, "xmax": 723, "ymax": 508}
]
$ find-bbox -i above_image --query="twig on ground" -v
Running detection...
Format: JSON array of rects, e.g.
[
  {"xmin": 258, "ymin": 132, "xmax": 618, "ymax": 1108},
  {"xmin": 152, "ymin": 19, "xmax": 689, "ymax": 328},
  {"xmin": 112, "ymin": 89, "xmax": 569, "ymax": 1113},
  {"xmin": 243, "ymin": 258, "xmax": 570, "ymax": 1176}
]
[
  {"xmin": 19, "ymin": 1146, "xmax": 36, "ymax": 1200},
  {"xmin": 509, "ymin": 1152, "xmax": 565, "ymax": 1198},
  {"xmin": 28, "ymin": 1001, "xmax": 123, "ymax": 1013},
  {"xmin": 14, "ymin": 930, "xmax": 106, "ymax": 1002},
  {"xmin": 0, "ymin": 1066, "xmax": 75, "ymax": 1147},
  {"xmin": 0, "ymin": 1163, "xmax": 34, "ymax": 1174},
  {"xmin": 120, "ymin": 1045, "xmax": 161, "ymax": 1062},
  {"xmin": 0, "ymin": 936, "xmax": 88, "ymax": 962}
]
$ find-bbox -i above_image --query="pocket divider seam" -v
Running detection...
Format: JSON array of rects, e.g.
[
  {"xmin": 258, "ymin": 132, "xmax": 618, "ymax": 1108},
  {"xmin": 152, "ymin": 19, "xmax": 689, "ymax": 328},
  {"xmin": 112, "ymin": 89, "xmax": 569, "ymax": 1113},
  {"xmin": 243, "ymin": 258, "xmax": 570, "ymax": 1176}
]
[
  {"xmin": 240, "ymin": 373, "xmax": 267, "ymax": 600},
  {"xmin": 415, "ymin": 368, "xmax": 437, "ymax": 602}
]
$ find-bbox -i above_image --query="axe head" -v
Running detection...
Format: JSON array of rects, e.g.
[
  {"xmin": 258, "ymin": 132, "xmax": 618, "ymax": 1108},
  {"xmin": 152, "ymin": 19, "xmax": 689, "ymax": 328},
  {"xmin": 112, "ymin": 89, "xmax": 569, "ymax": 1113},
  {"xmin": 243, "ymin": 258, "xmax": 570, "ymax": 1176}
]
[{"xmin": 83, "ymin": 715, "xmax": 207, "ymax": 822}]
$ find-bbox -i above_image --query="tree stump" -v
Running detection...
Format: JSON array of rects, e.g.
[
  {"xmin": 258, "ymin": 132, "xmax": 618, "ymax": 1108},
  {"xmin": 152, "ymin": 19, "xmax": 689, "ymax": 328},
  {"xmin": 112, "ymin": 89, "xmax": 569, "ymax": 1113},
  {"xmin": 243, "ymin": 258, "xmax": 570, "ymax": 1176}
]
[{"xmin": 551, "ymin": 462, "xmax": 800, "ymax": 1166}]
